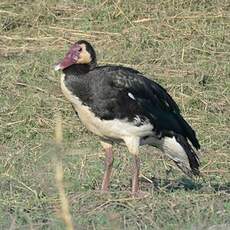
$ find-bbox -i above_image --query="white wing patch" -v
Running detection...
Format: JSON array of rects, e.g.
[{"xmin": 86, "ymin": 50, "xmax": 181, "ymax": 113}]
[
  {"xmin": 134, "ymin": 115, "xmax": 141, "ymax": 124},
  {"xmin": 128, "ymin": 92, "xmax": 135, "ymax": 100},
  {"xmin": 162, "ymin": 137, "xmax": 190, "ymax": 168}
]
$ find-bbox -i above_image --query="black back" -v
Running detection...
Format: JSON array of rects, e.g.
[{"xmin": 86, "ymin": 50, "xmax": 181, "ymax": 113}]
[{"xmin": 63, "ymin": 65, "xmax": 200, "ymax": 150}]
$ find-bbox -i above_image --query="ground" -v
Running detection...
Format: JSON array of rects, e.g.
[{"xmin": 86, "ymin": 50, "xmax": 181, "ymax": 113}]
[{"xmin": 0, "ymin": 0, "xmax": 229, "ymax": 229}]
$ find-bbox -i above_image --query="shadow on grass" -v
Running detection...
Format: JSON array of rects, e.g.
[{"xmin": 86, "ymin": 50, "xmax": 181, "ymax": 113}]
[{"xmin": 140, "ymin": 176, "xmax": 230, "ymax": 193}]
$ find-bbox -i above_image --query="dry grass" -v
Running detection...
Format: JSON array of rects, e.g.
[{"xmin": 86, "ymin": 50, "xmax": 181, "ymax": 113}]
[
  {"xmin": 0, "ymin": 0, "xmax": 229, "ymax": 229},
  {"xmin": 54, "ymin": 113, "xmax": 74, "ymax": 230}
]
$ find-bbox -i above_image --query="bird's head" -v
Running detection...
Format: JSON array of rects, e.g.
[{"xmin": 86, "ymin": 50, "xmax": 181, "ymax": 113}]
[{"xmin": 54, "ymin": 40, "xmax": 96, "ymax": 71}]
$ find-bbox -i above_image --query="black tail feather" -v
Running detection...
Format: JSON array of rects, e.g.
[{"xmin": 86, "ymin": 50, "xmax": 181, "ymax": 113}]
[
  {"xmin": 175, "ymin": 114, "xmax": 200, "ymax": 150},
  {"xmin": 175, "ymin": 135, "xmax": 200, "ymax": 176}
]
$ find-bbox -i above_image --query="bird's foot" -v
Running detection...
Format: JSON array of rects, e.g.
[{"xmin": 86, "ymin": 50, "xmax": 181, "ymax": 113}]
[
  {"xmin": 100, "ymin": 189, "xmax": 113, "ymax": 198},
  {"xmin": 131, "ymin": 190, "xmax": 150, "ymax": 199},
  {"xmin": 101, "ymin": 188, "xmax": 109, "ymax": 194}
]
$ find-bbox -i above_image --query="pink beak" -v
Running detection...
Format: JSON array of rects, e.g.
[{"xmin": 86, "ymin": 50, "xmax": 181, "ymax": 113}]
[
  {"xmin": 54, "ymin": 56, "xmax": 76, "ymax": 71},
  {"xmin": 54, "ymin": 43, "xmax": 80, "ymax": 71}
]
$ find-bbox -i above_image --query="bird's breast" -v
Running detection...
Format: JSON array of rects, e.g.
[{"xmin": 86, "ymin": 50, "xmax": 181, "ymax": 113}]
[
  {"xmin": 60, "ymin": 75, "xmax": 153, "ymax": 140},
  {"xmin": 61, "ymin": 75, "xmax": 104, "ymax": 136}
]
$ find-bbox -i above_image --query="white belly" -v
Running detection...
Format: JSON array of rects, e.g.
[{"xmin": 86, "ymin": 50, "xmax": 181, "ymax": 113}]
[{"xmin": 60, "ymin": 75, "xmax": 153, "ymax": 140}]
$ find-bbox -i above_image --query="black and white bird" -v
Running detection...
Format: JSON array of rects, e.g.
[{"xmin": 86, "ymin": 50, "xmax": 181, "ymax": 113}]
[{"xmin": 54, "ymin": 40, "xmax": 200, "ymax": 197}]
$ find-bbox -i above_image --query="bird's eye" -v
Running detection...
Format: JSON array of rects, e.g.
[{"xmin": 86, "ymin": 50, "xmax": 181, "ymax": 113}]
[{"xmin": 78, "ymin": 47, "xmax": 82, "ymax": 52}]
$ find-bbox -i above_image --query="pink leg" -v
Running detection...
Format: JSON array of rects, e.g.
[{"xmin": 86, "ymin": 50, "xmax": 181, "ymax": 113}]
[
  {"xmin": 132, "ymin": 155, "xmax": 140, "ymax": 196},
  {"xmin": 101, "ymin": 147, "xmax": 113, "ymax": 192}
]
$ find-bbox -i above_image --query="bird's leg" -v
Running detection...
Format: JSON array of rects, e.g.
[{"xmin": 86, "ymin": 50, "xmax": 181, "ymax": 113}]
[
  {"xmin": 101, "ymin": 142, "xmax": 113, "ymax": 193},
  {"xmin": 132, "ymin": 155, "xmax": 140, "ymax": 196},
  {"xmin": 124, "ymin": 137, "xmax": 147, "ymax": 198}
]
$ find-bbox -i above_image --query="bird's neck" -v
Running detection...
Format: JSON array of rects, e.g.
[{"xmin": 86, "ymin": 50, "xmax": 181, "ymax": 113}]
[{"xmin": 63, "ymin": 62, "xmax": 96, "ymax": 75}]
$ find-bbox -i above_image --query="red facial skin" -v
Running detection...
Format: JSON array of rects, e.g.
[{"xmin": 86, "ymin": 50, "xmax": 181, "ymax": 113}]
[{"xmin": 55, "ymin": 43, "xmax": 82, "ymax": 70}]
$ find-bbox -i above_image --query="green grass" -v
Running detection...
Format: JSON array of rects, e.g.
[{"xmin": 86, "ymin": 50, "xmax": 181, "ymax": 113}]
[{"xmin": 0, "ymin": 0, "xmax": 229, "ymax": 229}]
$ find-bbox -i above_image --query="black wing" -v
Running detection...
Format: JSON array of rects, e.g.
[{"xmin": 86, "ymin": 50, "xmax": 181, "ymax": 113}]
[
  {"xmin": 65, "ymin": 65, "xmax": 200, "ymax": 150},
  {"xmin": 111, "ymin": 66, "xmax": 180, "ymax": 113},
  {"xmin": 106, "ymin": 66, "xmax": 200, "ymax": 150}
]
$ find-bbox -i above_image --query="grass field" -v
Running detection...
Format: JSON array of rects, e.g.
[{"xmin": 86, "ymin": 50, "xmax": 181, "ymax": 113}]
[{"xmin": 0, "ymin": 0, "xmax": 230, "ymax": 229}]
